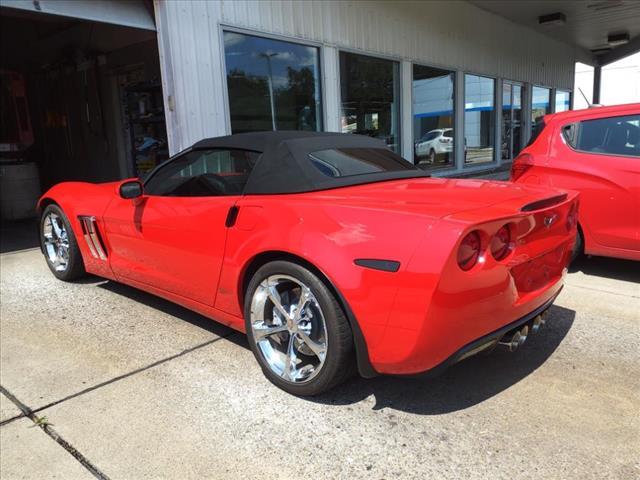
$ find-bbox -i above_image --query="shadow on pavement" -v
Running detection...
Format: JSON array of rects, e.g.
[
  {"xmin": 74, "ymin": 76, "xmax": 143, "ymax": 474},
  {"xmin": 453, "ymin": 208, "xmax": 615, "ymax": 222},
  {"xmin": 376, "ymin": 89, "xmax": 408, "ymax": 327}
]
[
  {"xmin": 99, "ymin": 279, "xmax": 575, "ymax": 415},
  {"xmin": 569, "ymin": 255, "xmax": 639, "ymax": 283},
  {"xmin": 0, "ymin": 218, "xmax": 39, "ymax": 254},
  {"xmin": 98, "ymin": 281, "xmax": 235, "ymax": 339},
  {"xmin": 311, "ymin": 304, "xmax": 575, "ymax": 415}
]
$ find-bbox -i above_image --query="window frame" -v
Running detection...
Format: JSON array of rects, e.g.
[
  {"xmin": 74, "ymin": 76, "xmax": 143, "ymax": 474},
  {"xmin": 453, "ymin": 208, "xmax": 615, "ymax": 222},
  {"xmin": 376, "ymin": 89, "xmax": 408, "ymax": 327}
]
[
  {"xmin": 337, "ymin": 48, "xmax": 402, "ymax": 154},
  {"xmin": 142, "ymin": 147, "xmax": 263, "ymax": 197},
  {"xmin": 462, "ymin": 72, "xmax": 498, "ymax": 169},
  {"xmin": 501, "ymin": 79, "xmax": 525, "ymax": 163},
  {"xmin": 560, "ymin": 113, "xmax": 640, "ymax": 159},
  {"xmin": 411, "ymin": 62, "xmax": 457, "ymax": 170},
  {"xmin": 554, "ymin": 89, "xmax": 572, "ymax": 113},
  {"xmin": 219, "ymin": 25, "xmax": 325, "ymax": 134},
  {"xmin": 531, "ymin": 85, "xmax": 552, "ymax": 121}
]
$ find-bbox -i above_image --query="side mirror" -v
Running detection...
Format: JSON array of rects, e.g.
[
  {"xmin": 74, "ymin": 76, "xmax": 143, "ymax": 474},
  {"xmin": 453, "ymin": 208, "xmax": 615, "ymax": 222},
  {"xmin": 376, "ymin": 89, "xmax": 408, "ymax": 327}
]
[{"xmin": 119, "ymin": 180, "xmax": 143, "ymax": 199}]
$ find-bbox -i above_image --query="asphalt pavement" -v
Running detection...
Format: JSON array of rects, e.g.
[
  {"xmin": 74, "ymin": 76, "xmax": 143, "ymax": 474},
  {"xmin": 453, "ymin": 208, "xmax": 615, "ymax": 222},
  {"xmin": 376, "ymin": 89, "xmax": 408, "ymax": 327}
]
[{"xmin": 1, "ymin": 248, "xmax": 638, "ymax": 479}]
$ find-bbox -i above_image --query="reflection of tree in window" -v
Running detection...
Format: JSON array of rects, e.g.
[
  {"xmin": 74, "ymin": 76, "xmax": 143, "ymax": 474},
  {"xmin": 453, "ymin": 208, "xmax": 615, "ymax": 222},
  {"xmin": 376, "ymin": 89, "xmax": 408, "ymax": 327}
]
[
  {"xmin": 223, "ymin": 31, "xmax": 322, "ymax": 134},
  {"xmin": 340, "ymin": 52, "xmax": 400, "ymax": 152}
]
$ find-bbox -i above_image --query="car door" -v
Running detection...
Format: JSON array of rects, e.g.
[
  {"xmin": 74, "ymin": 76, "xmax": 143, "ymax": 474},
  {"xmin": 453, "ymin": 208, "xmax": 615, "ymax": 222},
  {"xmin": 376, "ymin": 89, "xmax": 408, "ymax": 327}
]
[
  {"xmin": 416, "ymin": 132, "xmax": 434, "ymax": 157},
  {"xmin": 556, "ymin": 113, "xmax": 640, "ymax": 251},
  {"xmin": 103, "ymin": 148, "xmax": 260, "ymax": 305}
]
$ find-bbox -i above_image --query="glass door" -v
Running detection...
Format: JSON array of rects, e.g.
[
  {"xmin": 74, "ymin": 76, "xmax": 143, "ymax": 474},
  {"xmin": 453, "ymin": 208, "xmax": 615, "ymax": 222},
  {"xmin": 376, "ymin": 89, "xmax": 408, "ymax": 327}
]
[{"xmin": 502, "ymin": 81, "xmax": 522, "ymax": 162}]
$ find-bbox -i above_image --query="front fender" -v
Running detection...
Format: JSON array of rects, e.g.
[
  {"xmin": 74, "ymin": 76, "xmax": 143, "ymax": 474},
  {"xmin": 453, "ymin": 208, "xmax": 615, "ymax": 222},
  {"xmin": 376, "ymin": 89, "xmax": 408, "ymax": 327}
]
[{"xmin": 38, "ymin": 182, "xmax": 118, "ymax": 278}]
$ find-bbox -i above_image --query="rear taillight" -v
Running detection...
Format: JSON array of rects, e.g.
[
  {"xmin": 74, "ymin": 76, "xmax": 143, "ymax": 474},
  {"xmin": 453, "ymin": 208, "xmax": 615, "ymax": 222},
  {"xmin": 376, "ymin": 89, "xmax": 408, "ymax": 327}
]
[
  {"xmin": 566, "ymin": 201, "xmax": 579, "ymax": 231},
  {"xmin": 457, "ymin": 231, "xmax": 481, "ymax": 271},
  {"xmin": 511, "ymin": 153, "xmax": 534, "ymax": 181},
  {"xmin": 490, "ymin": 225, "xmax": 512, "ymax": 261}
]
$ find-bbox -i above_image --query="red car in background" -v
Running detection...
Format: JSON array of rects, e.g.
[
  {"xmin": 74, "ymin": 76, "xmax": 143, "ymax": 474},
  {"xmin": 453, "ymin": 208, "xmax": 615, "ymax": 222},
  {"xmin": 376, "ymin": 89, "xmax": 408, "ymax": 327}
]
[
  {"xmin": 512, "ymin": 103, "xmax": 640, "ymax": 261},
  {"xmin": 38, "ymin": 132, "xmax": 578, "ymax": 395}
]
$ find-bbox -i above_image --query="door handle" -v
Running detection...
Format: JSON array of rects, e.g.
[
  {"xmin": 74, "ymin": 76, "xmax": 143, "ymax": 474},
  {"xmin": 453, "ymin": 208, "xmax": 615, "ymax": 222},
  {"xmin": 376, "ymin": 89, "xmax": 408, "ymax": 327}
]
[{"xmin": 225, "ymin": 206, "xmax": 239, "ymax": 227}]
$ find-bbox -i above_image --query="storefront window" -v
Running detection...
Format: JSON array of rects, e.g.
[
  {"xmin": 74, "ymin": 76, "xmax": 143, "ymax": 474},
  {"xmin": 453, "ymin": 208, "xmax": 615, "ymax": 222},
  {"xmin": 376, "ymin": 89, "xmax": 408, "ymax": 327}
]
[
  {"xmin": 531, "ymin": 86, "xmax": 551, "ymax": 130},
  {"xmin": 502, "ymin": 81, "xmax": 523, "ymax": 161},
  {"xmin": 223, "ymin": 31, "xmax": 322, "ymax": 133},
  {"xmin": 464, "ymin": 74, "xmax": 495, "ymax": 165},
  {"xmin": 340, "ymin": 52, "xmax": 400, "ymax": 153},
  {"xmin": 412, "ymin": 65, "xmax": 455, "ymax": 169},
  {"xmin": 555, "ymin": 90, "xmax": 571, "ymax": 112}
]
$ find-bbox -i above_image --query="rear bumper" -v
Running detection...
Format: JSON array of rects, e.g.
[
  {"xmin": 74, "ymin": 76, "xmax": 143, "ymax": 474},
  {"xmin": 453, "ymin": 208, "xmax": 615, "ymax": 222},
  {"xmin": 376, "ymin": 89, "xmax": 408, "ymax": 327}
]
[
  {"xmin": 368, "ymin": 234, "xmax": 572, "ymax": 375},
  {"xmin": 406, "ymin": 287, "xmax": 561, "ymax": 378}
]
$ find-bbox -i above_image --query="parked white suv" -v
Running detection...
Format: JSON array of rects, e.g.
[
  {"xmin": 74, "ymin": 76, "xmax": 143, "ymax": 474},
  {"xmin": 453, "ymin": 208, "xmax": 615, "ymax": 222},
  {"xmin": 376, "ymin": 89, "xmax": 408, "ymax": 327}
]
[{"xmin": 414, "ymin": 128, "xmax": 453, "ymax": 163}]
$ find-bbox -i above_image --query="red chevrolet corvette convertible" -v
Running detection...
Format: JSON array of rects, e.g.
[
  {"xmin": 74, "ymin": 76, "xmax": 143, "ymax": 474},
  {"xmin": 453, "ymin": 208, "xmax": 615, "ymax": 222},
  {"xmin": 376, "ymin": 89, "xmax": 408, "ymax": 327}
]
[{"xmin": 38, "ymin": 132, "xmax": 578, "ymax": 395}]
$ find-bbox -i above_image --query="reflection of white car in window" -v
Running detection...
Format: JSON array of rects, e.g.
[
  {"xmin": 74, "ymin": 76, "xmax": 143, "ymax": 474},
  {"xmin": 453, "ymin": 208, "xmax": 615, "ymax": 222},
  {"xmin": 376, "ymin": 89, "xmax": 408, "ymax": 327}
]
[{"xmin": 414, "ymin": 128, "xmax": 454, "ymax": 163}]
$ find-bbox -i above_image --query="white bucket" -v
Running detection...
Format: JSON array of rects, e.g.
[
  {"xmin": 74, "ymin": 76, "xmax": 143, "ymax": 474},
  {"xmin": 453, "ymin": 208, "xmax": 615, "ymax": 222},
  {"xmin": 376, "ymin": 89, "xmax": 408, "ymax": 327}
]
[{"xmin": 0, "ymin": 161, "xmax": 41, "ymax": 220}]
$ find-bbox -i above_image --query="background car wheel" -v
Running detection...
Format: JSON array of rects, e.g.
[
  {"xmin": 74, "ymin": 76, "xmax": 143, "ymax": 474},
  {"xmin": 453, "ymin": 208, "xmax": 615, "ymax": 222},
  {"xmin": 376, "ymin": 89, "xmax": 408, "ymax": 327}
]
[
  {"xmin": 244, "ymin": 260, "xmax": 354, "ymax": 396},
  {"xmin": 428, "ymin": 149, "xmax": 436, "ymax": 164},
  {"xmin": 40, "ymin": 204, "xmax": 86, "ymax": 281},
  {"xmin": 570, "ymin": 227, "xmax": 584, "ymax": 263}
]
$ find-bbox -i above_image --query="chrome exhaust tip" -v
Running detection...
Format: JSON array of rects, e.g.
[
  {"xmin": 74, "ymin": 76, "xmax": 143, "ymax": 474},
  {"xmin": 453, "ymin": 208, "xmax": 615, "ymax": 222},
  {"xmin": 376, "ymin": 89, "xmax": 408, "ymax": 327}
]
[
  {"xmin": 499, "ymin": 331, "xmax": 521, "ymax": 352},
  {"xmin": 498, "ymin": 325, "xmax": 529, "ymax": 352},
  {"xmin": 518, "ymin": 325, "xmax": 529, "ymax": 345},
  {"xmin": 531, "ymin": 314, "xmax": 546, "ymax": 334}
]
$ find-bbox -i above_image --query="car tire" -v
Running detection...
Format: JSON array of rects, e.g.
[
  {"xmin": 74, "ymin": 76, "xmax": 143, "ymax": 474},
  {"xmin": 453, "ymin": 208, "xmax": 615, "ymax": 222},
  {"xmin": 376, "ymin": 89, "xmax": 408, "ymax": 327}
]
[
  {"xmin": 244, "ymin": 260, "xmax": 354, "ymax": 396},
  {"xmin": 40, "ymin": 204, "xmax": 86, "ymax": 281},
  {"xmin": 428, "ymin": 149, "xmax": 436, "ymax": 164},
  {"xmin": 570, "ymin": 227, "xmax": 584, "ymax": 263}
]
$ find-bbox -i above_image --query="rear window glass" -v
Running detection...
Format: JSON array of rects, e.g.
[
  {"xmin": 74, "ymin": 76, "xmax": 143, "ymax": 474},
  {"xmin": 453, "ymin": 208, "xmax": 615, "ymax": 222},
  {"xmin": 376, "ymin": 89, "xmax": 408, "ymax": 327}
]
[
  {"xmin": 443, "ymin": 130, "xmax": 453, "ymax": 138},
  {"xmin": 566, "ymin": 114, "xmax": 640, "ymax": 157},
  {"xmin": 308, "ymin": 148, "xmax": 415, "ymax": 178}
]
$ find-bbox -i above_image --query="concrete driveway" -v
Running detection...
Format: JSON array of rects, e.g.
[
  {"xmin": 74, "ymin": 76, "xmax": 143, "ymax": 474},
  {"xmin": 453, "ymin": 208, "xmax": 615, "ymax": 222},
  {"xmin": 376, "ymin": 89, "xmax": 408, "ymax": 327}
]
[{"xmin": 1, "ymin": 248, "xmax": 638, "ymax": 479}]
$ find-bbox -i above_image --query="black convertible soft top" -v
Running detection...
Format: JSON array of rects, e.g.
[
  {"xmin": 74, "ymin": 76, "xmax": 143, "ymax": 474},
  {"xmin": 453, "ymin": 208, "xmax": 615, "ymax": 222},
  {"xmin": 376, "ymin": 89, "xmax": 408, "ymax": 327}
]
[{"xmin": 190, "ymin": 131, "xmax": 428, "ymax": 195}]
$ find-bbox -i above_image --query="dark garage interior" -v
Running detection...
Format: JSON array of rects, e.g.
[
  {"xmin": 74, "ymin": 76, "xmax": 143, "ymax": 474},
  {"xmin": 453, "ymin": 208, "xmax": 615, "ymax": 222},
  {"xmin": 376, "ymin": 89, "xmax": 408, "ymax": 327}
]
[{"xmin": 0, "ymin": 6, "xmax": 165, "ymax": 253}]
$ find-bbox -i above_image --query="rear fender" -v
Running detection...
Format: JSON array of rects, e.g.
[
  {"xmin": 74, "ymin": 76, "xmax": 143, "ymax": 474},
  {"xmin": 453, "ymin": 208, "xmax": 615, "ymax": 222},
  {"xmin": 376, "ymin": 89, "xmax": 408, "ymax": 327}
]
[{"xmin": 215, "ymin": 198, "xmax": 437, "ymax": 368}]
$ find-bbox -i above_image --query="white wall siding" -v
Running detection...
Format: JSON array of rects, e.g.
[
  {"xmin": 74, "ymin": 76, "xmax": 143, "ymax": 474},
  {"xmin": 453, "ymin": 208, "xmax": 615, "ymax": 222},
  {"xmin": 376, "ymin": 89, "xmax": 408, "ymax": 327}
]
[
  {"xmin": 155, "ymin": 0, "xmax": 229, "ymax": 153},
  {"xmin": 155, "ymin": 0, "xmax": 583, "ymax": 154}
]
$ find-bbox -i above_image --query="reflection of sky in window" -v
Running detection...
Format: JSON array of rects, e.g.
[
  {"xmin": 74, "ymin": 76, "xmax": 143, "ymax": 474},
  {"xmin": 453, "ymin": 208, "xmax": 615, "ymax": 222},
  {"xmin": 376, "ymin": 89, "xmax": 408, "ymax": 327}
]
[
  {"xmin": 224, "ymin": 32, "xmax": 319, "ymax": 90},
  {"xmin": 503, "ymin": 84, "xmax": 522, "ymax": 110},
  {"xmin": 465, "ymin": 75, "xmax": 494, "ymax": 111},
  {"xmin": 413, "ymin": 74, "xmax": 454, "ymax": 117},
  {"xmin": 532, "ymin": 86, "xmax": 551, "ymax": 109},
  {"xmin": 555, "ymin": 91, "xmax": 571, "ymax": 112}
]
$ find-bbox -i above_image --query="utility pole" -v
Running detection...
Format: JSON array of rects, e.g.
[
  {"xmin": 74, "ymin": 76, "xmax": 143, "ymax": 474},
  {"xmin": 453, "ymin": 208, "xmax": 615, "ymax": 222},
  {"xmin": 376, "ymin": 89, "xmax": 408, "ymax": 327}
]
[{"xmin": 260, "ymin": 52, "xmax": 279, "ymax": 130}]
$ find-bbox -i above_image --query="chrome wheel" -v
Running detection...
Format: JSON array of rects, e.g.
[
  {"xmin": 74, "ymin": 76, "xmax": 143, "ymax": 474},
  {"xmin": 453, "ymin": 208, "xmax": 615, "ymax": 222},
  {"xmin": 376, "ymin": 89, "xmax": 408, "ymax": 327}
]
[
  {"xmin": 249, "ymin": 275, "xmax": 328, "ymax": 384},
  {"xmin": 42, "ymin": 212, "xmax": 70, "ymax": 272}
]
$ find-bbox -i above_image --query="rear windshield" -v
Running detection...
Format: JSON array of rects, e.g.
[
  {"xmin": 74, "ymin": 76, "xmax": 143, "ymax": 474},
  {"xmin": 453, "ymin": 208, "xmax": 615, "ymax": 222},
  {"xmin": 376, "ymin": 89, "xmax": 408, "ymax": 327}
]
[
  {"xmin": 527, "ymin": 118, "xmax": 546, "ymax": 147},
  {"xmin": 443, "ymin": 130, "xmax": 453, "ymax": 138},
  {"xmin": 308, "ymin": 148, "xmax": 416, "ymax": 178}
]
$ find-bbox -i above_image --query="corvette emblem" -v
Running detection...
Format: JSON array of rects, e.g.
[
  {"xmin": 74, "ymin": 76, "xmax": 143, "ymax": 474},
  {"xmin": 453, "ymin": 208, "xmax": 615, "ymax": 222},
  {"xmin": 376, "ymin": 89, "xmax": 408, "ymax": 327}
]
[{"xmin": 544, "ymin": 214, "xmax": 558, "ymax": 229}]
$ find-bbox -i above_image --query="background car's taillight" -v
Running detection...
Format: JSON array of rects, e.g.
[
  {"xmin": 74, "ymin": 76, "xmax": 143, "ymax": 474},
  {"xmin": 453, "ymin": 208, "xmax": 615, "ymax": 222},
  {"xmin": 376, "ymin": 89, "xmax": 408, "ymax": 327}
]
[
  {"xmin": 566, "ymin": 201, "xmax": 579, "ymax": 231},
  {"xmin": 511, "ymin": 153, "xmax": 534, "ymax": 181},
  {"xmin": 490, "ymin": 225, "xmax": 512, "ymax": 261},
  {"xmin": 457, "ymin": 231, "xmax": 481, "ymax": 271}
]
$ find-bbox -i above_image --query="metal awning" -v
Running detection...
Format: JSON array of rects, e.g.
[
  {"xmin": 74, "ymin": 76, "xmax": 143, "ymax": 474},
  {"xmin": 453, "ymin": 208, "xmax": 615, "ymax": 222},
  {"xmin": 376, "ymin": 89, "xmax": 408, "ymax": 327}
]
[
  {"xmin": 0, "ymin": 0, "xmax": 155, "ymax": 31},
  {"xmin": 469, "ymin": 0, "xmax": 640, "ymax": 66}
]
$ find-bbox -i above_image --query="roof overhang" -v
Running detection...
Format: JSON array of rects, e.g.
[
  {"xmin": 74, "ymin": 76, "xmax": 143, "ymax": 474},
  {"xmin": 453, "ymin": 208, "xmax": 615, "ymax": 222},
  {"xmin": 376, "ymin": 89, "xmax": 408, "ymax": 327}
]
[{"xmin": 468, "ymin": 0, "xmax": 640, "ymax": 66}]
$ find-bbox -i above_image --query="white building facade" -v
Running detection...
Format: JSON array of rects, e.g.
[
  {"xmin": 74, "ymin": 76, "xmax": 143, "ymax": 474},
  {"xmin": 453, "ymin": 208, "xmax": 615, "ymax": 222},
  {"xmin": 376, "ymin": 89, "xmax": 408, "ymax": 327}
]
[{"xmin": 154, "ymin": 0, "xmax": 585, "ymax": 177}]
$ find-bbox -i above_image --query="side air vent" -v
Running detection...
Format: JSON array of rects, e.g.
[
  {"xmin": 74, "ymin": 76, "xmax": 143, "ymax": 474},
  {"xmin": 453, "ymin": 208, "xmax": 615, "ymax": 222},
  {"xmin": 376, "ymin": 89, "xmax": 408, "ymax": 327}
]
[
  {"xmin": 78, "ymin": 216, "xmax": 107, "ymax": 260},
  {"xmin": 521, "ymin": 194, "xmax": 568, "ymax": 212}
]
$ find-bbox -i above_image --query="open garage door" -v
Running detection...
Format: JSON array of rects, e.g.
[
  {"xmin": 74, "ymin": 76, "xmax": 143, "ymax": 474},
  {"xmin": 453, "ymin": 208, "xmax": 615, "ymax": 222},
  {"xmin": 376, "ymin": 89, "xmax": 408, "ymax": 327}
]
[{"xmin": 0, "ymin": 1, "xmax": 167, "ymax": 252}]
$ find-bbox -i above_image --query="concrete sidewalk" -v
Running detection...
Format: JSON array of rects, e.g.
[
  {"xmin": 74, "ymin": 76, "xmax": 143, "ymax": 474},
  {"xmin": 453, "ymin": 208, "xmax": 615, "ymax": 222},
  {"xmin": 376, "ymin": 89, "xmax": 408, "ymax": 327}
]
[{"xmin": 1, "ymin": 249, "xmax": 638, "ymax": 479}]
